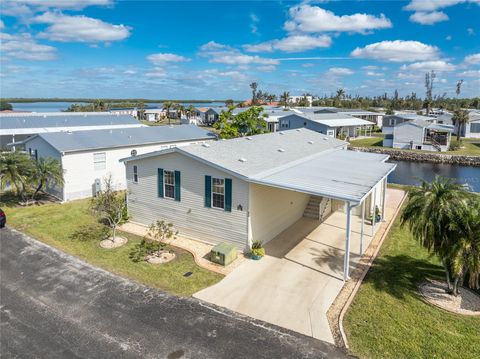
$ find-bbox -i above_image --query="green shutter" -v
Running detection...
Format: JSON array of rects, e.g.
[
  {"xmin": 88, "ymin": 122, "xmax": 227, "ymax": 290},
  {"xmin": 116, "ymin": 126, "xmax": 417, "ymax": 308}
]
[
  {"xmin": 205, "ymin": 175, "xmax": 211, "ymax": 208},
  {"xmin": 225, "ymin": 178, "xmax": 232, "ymax": 212},
  {"xmin": 157, "ymin": 168, "xmax": 164, "ymax": 198},
  {"xmin": 174, "ymin": 170, "xmax": 181, "ymax": 201}
]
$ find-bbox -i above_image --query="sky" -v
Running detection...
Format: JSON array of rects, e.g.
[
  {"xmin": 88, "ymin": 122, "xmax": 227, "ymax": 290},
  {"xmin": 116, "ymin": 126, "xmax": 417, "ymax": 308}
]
[{"xmin": 0, "ymin": 0, "xmax": 479, "ymax": 100}]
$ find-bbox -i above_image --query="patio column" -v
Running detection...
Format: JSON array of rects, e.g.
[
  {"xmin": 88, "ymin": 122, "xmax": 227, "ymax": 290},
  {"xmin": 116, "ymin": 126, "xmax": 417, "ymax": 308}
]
[
  {"xmin": 371, "ymin": 187, "xmax": 377, "ymax": 236},
  {"xmin": 360, "ymin": 200, "xmax": 365, "ymax": 254},
  {"xmin": 343, "ymin": 202, "xmax": 353, "ymax": 281},
  {"xmin": 381, "ymin": 178, "xmax": 387, "ymax": 222},
  {"xmin": 247, "ymin": 212, "xmax": 253, "ymax": 250}
]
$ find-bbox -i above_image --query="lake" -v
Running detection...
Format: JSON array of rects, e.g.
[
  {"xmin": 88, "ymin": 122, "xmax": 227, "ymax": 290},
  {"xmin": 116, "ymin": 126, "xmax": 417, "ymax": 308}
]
[
  {"xmin": 388, "ymin": 160, "xmax": 480, "ymax": 193},
  {"xmin": 11, "ymin": 101, "xmax": 227, "ymax": 112}
]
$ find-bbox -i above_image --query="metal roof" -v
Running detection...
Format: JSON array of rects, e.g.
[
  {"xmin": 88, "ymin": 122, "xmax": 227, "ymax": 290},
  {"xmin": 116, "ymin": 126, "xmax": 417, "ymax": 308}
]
[
  {"xmin": 251, "ymin": 149, "xmax": 395, "ymax": 203},
  {"xmin": 301, "ymin": 113, "xmax": 373, "ymax": 127},
  {"xmin": 0, "ymin": 113, "xmax": 140, "ymax": 130},
  {"xmin": 29, "ymin": 125, "xmax": 216, "ymax": 153}
]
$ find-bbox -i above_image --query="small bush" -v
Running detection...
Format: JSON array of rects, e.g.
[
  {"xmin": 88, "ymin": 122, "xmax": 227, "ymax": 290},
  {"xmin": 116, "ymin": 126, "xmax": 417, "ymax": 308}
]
[
  {"xmin": 129, "ymin": 239, "xmax": 165, "ymax": 262},
  {"xmin": 70, "ymin": 224, "xmax": 109, "ymax": 242},
  {"xmin": 251, "ymin": 240, "xmax": 265, "ymax": 257},
  {"xmin": 449, "ymin": 139, "xmax": 461, "ymax": 151}
]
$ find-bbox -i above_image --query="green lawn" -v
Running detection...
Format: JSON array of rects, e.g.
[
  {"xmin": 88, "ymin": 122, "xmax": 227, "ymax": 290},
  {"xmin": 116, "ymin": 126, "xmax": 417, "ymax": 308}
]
[
  {"xmin": 349, "ymin": 137, "xmax": 480, "ymax": 156},
  {"xmin": 344, "ymin": 206, "xmax": 480, "ymax": 359},
  {"xmin": 2, "ymin": 199, "xmax": 222, "ymax": 297}
]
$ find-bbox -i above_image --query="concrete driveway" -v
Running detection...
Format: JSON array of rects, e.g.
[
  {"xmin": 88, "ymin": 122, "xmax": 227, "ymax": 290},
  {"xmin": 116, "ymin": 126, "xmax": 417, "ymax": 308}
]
[
  {"xmin": 194, "ymin": 188, "xmax": 404, "ymax": 344},
  {"xmin": 0, "ymin": 228, "xmax": 349, "ymax": 359}
]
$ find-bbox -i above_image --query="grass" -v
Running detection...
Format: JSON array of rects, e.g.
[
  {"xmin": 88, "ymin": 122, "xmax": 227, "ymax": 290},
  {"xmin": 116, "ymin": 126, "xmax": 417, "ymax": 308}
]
[
  {"xmin": 2, "ymin": 198, "xmax": 223, "ymax": 297},
  {"xmin": 344, "ymin": 205, "xmax": 480, "ymax": 359},
  {"xmin": 349, "ymin": 137, "xmax": 480, "ymax": 156}
]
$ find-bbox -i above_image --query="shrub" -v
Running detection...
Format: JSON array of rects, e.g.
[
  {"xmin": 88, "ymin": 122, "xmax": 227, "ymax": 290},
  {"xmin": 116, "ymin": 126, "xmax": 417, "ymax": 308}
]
[
  {"xmin": 129, "ymin": 239, "xmax": 165, "ymax": 262},
  {"xmin": 449, "ymin": 139, "xmax": 461, "ymax": 151},
  {"xmin": 251, "ymin": 240, "xmax": 265, "ymax": 257},
  {"xmin": 70, "ymin": 224, "xmax": 109, "ymax": 242}
]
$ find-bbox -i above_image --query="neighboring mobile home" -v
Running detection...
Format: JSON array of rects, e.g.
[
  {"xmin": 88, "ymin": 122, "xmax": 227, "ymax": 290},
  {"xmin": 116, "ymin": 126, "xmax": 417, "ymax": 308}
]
[
  {"xmin": 121, "ymin": 129, "xmax": 396, "ymax": 279},
  {"xmin": 0, "ymin": 112, "xmax": 144, "ymax": 149},
  {"xmin": 21, "ymin": 125, "xmax": 216, "ymax": 201}
]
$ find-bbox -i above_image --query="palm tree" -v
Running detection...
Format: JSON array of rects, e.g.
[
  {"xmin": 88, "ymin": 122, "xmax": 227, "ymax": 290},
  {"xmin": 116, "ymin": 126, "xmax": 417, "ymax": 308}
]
[
  {"xmin": 31, "ymin": 157, "xmax": 64, "ymax": 200},
  {"xmin": 451, "ymin": 109, "xmax": 469, "ymax": 142},
  {"xmin": 162, "ymin": 101, "xmax": 173, "ymax": 124},
  {"xmin": 448, "ymin": 197, "xmax": 480, "ymax": 295},
  {"xmin": 0, "ymin": 151, "xmax": 35, "ymax": 198},
  {"xmin": 249, "ymin": 82, "xmax": 258, "ymax": 105},
  {"xmin": 335, "ymin": 89, "xmax": 346, "ymax": 107},
  {"xmin": 401, "ymin": 176, "xmax": 469, "ymax": 292},
  {"xmin": 280, "ymin": 91, "xmax": 290, "ymax": 109}
]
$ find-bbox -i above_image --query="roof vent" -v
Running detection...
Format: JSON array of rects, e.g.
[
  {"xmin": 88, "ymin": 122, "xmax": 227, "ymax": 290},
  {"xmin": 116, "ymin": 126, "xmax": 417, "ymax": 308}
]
[
  {"xmin": 246, "ymin": 137, "xmax": 252, "ymax": 140},
  {"xmin": 323, "ymin": 137, "xmax": 328, "ymax": 141},
  {"xmin": 67, "ymin": 130, "xmax": 73, "ymax": 134},
  {"xmin": 278, "ymin": 148, "xmax": 285, "ymax": 152},
  {"xmin": 43, "ymin": 115, "xmax": 47, "ymax": 118},
  {"xmin": 296, "ymin": 129, "xmax": 301, "ymax": 132},
  {"xmin": 202, "ymin": 143, "xmax": 210, "ymax": 148},
  {"xmin": 308, "ymin": 140, "xmax": 314, "ymax": 144},
  {"xmin": 278, "ymin": 131, "xmax": 284, "ymax": 135},
  {"xmin": 238, "ymin": 158, "xmax": 247, "ymax": 162}
]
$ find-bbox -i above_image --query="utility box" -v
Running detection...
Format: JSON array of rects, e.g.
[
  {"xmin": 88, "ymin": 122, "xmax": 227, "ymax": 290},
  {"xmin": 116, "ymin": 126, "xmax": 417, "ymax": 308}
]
[{"xmin": 210, "ymin": 243, "xmax": 237, "ymax": 266}]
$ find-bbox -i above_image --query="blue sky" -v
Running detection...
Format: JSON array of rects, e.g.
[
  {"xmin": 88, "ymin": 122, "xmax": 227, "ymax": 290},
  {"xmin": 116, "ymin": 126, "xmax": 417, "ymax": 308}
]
[{"xmin": 1, "ymin": 0, "xmax": 479, "ymax": 99}]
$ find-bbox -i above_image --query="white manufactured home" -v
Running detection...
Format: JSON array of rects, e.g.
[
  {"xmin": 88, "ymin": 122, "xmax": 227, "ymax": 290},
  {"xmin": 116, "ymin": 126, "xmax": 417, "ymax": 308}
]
[
  {"xmin": 121, "ymin": 129, "xmax": 396, "ymax": 280},
  {"xmin": 22, "ymin": 125, "xmax": 216, "ymax": 201}
]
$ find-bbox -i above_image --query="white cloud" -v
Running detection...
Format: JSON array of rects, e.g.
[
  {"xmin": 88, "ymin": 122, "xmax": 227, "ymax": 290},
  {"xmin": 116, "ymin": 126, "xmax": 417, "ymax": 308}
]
[
  {"xmin": 404, "ymin": 0, "xmax": 474, "ymax": 12},
  {"xmin": 361, "ymin": 65, "xmax": 379, "ymax": 70},
  {"xmin": 199, "ymin": 41, "xmax": 279, "ymax": 66},
  {"xmin": 250, "ymin": 13, "xmax": 259, "ymax": 35},
  {"xmin": 243, "ymin": 34, "xmax": 331, "ymax": 53},
  {"xmin": 464, "ymin": 53, "xmax": 480, "ymax": 64},
  {"xmin": 458, "ymin": 70, "xmax": 480, "ymax": 77},
  {"xmin": 0, "ymin": 32, "xmax": 57, "ymax": 61},
  {"xmin": 326, "ymin": 67, "xmax": 354, "ymax": 76},
  {"xmin": 351, "ymin": 40, "xmax": 440, "ymax": 62},
  {"xmin": 467, "ymin": 27, "xmax": 476, "ymax": 35},
  {"xmin": 284, "ymin": 5, "xmax": 392, "ymax": 34},
  {"xmin": 17, "ymin": 0, "xmax": 112, "ymax": 9},
  {"xmin": 366, "ymin": 71, "xmax": 384, "ymax": 77},
  {"xmin": 400, "ymin": 60, "xmax": 456, "ymax": 71},
  {"xmin": 446, "ymin": 35, "xmax": 452, "ymax": 40},
  {"xmin": 147, "ymin": 53, "xmax": 190, "ymax": 65},
  {"xmin": 409, "ymin": 11, "xmax": 449, "ymax": 25},
  {"xmin": 256, "ymin": 65, "xmax": 276, "ymax": 72},
  {"xmin": 34, "ymin": 12, "xmax": 131, "ymax": 43}
]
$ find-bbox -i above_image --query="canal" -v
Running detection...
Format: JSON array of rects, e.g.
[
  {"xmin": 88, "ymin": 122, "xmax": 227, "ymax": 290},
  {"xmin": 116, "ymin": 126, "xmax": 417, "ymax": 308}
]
[{"xmin": 388, "ymin": 160, "xmax": 480, "ymax": 193}]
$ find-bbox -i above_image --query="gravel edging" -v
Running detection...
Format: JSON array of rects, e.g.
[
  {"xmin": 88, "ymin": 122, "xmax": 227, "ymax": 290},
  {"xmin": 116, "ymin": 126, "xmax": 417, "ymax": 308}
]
[
  {"xmin": 349, "ymin": 146, "xmax": 480, "ymax": 167},
  {"xmin": 326, "ymin": 190, "xmax": 408, "ymax": 351}
]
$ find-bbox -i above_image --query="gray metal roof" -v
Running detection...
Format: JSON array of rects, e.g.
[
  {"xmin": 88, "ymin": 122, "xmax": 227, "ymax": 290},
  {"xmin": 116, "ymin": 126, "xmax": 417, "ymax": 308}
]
[
  {"xmin": 251, "ymin": 149, "xmax": 395, "ymax": 203},
  {"xmin": 301, "ymin": 113, "xmax": 373, "ymax": 127},
  {"xmin": 122, "ymin": 128, "xmax": 395, "ymax": 202},
  {"xmin": 30, "ymin": 125, "xmax": 216, "ymax": 153},
  {"xmin": 0, "ymin": 113, "xmax": 140, "ymax": 130}
]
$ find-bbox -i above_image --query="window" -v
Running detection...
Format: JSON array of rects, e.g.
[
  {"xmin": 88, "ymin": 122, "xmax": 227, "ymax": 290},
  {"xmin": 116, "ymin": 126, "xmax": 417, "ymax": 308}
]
[
  {"xmin": 133, "ymin": 165, "xmax": 138, "ymax": 183},
  {"xmin": 163, "ymin": 170, "xmax": 175, "ymax": 199},
  {"xmin": 93, "ymin": 152, "xmax": 106, "ymax": 170},
  {"xmin": 471, "ymin": 123, "xmax": 480, "ymax": 133},
  {"xmin": 389, "ymin": 119, "xmax": 395, "ymax": 126},
  {"xmin": 212, "ymin": 178, "xmax": 225, "ymax": 209}
]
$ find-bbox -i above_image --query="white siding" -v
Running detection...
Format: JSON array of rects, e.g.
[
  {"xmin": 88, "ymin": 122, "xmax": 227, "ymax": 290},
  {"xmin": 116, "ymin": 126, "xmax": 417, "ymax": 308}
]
[
  {"xmin": 61, "ymin": 140, "xmax": 201, "ymax": 201},
  {"xmin": 126, "ymin": 152, "xmax": 249, "ymax": 248},
  {"xmin": 249, "ymin": 183, "xmax": 310, "ymax": 244}
]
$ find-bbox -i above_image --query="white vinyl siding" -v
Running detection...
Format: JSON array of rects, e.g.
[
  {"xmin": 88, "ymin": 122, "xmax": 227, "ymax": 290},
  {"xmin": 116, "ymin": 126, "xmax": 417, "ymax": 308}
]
[
  {"xmin": 93, "ymin": 152, "xmax": 106, "ymax": 170},
  {"xmin": 125, "ymin": 152, "xmax": 249, "ymax": 248}
]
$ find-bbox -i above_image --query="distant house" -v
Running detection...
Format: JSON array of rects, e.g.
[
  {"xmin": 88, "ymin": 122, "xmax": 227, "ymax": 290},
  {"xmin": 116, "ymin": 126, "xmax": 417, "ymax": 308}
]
[
  {"xmin": 109, "ymin": 107, "xmax": 139, "ymax": 118},
  {"xmin": 314, "ymin": 108, "xmax": 384, "ymax": 128},
  {"xmin": 437, "ymin": 110, "xmax": 480, "ymax": 139},
  {"xmin": 195, "ymin": 107, "xmax": 223, "ymax": 125},
  {"xmin": 120, "ymin": 129, "xmax": 395, "ymax": 279},
  {"xmin": 288, "ymin": 95, "xmax": 313, "ymax": 107},
  {"xmin": 20, "ymin": 125, "xmax": 216, "ymax": 201},
  {"xmin": 143, "ymin": 109, "xmax": 164, "ymax": 122},
  {"xmin": 385, "ymin": 119, "xmax": 453, "ymax": 152},
  {"xmin": 276, "ymin": 113, "xmax": 373, "ymax": 138},
  {"xmin": 0, "ymin": 112, "xmax": 144, "ymax": 150}
]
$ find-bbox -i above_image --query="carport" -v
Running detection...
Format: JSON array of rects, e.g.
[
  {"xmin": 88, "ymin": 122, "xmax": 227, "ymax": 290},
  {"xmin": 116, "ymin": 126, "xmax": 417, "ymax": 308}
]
[{"xmin": 248, "ymin": 149, "xmax": 396, "ymax": 281}]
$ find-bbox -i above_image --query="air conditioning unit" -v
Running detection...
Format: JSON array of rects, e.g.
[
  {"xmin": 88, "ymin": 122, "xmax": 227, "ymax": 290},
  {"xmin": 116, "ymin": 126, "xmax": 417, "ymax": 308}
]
[{"xmin": 94, "ymin": 178, "xmax": 101, "ymax": 196}]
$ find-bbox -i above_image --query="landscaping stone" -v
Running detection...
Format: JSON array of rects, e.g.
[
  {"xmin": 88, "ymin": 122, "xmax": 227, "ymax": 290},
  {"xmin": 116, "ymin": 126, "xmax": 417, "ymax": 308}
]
[
  {"xmin": 146, "ymin": 250, "xmax": 176, "ymax": 264},
  {"xmin": 418, "ymin": 280, "xmax": 480, "ymax": 316},
  {"xmin": 349, "ymin": 146, "xmax": 480, "ymax": 167},
  {"xmin": 99, "ymin": 236, "xmax": 128, "ymax": 249}
]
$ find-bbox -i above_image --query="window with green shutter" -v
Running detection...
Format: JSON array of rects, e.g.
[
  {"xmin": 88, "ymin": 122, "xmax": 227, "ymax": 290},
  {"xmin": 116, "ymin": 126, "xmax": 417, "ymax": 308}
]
[
  {"xmin": 157, "ymin": 168, "xmax": 164, "ymax": 198},
  {"xmin": 174, "ymin": 170, "xmax": 181, "ymax": 201},
  {"xmin": 225, "ymin": 178, "xmax": 232, "ymax": 212},
  {"xmin": 205, "ymin": 175, "xmax": 212, "ymax": 208}
]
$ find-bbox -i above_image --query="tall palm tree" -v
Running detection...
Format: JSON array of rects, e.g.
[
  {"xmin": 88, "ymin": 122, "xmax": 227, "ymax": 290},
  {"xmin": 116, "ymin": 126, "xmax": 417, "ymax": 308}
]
[
  {"xmin": 448, "ymin": 198, "xmax": 480, "ymax": 295},
  {"xmin": 451, "ymin": 109, "xmax": 469, "ymax": 142},
  {"xmin": 162, "ymin": 101, "xmax": 173, "ymax": 124},
  {"xmin": 250, "ymin": 82, "xmax": 258, "ymax": 105},
  {"xmin": 280, "ymin": 91, "xmax": 290, "ymax": 109},
  {"xmin": 31, "ymin": 157, "xmax": 64, "ymax": 200},
  {"xmin": 401, "ymin": 176, "xmax": 469, "ymax": 292},
  {"xmin": 0, "ymin": 151, "xmax": 35, "ymax": 197}
]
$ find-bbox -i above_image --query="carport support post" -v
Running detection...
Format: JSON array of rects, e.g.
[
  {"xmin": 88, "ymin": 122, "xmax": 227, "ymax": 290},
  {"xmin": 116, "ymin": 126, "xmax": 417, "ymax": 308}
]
[
  {"xmin": 360, "ymin": 200, "xmax": 365, "ymax": 255},
  {"xmin": 371, "ymin": 187, "xmax": 377, "ymax": 236},
  {"xmin": 381, "ymin": 178, "xmax": 387, "ymax": 222},
  {"xmin": 343, "ymin": 202, "xmax": 353, "ymax": 281}
]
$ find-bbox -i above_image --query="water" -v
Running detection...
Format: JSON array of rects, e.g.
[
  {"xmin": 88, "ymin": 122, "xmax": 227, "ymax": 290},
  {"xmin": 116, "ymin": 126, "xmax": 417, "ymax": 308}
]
[
  {"xmin": 11, "ymin": 101, "xmax": 227, "ymax": 112},
  {"xmin": 388, "ymin": 160, "xmax": 480, "ymax": 193},
  {"xmin": 11, "ymin": 102, "xmax": 87, "ymax": 112}
]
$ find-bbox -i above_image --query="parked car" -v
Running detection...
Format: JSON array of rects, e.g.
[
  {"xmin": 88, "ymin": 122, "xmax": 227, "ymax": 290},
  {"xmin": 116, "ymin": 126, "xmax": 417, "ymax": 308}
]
[{"xmin": 0, "ymin": 209, "xmax": 6, "ymax": 228}]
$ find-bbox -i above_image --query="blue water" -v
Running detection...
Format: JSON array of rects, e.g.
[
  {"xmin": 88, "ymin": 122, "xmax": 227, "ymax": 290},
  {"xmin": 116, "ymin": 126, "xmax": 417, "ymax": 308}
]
[
  {"xmin": 388, "ymin": 160, "xmax": 480, "ymax": 193},
  {"xmin": 11, "ymin": 101, "xmax": 227, "ymax": 112}
]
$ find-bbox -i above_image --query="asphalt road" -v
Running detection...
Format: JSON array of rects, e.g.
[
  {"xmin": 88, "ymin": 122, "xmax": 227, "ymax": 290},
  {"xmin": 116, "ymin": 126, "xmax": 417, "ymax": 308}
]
[{"xmin": 0, "ymin": 228, "xmax": 350, "ymax": 359}]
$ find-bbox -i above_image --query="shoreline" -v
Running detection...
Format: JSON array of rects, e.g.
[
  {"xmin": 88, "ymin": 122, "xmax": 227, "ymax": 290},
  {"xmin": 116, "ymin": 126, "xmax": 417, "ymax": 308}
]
[{"xmin": 349, "ymin": 146, "xmax": 480, "ymax": 167}]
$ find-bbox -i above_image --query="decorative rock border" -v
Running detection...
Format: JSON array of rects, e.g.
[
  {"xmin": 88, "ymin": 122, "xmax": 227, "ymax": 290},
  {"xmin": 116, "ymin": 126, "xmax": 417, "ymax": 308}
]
[
  {"xmin": 100, "ymin": 236, "xmax": 128, "ymax": 249},
  {"xmin": 349, "ymin": 146, "xmax": 480, "ymax": 167}
]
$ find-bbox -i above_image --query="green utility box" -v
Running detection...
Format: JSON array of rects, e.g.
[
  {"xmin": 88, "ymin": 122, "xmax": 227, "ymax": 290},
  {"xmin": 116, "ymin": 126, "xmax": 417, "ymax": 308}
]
[{"xmin": 210, "ymin": 243, "xmax": 238, "ymax": 266}]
